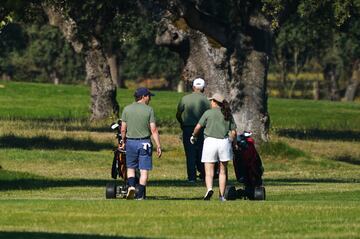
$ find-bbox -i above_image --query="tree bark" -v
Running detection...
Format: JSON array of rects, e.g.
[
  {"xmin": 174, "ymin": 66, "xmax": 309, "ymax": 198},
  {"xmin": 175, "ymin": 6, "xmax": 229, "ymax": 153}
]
[
  {"xmin": 323, "ymin": 63, "xmax": 340, "ymax": 101},
  {"xmin": 87, "ymin": 37, "xmax": 119, "ymax": 120},
  {"xmin": 42, "ymin": 3, "xmax": 119, "ymax": 120},
  {"xmin": 230, "ymin": 11, "xmax": 271, "ymax": 143},
  {"xmin": 155, "ymin": 17, "xmax": 230, "ymax": 96},
  {"xmin": 106, "ymin": 53, "xmax": 120, "ymax": 87},
  {"xmin": 154, "ymin": 3, "xmax": 271, "ymax": 143},
  {"xmin": 344, "ymin": 60, "xmax": 360, "ymax": 101}
]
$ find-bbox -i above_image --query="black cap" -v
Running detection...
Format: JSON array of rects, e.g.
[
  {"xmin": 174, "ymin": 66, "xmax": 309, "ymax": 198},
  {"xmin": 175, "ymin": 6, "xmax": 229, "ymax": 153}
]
[{"xmin": 134, "ymin": 87, "xmax": 155, "ymax": 97}]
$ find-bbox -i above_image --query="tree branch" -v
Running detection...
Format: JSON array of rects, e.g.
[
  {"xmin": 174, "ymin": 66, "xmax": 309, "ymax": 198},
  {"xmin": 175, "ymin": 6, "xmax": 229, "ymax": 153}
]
[{"xmin": 177, "ymin": 1, "xmax": 229, "ymax": 47}]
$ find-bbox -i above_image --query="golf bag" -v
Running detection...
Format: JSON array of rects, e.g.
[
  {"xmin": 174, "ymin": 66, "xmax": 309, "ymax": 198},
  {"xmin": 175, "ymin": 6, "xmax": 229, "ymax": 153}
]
[
  {"xmin": 111, "ymin": 120, "xmax": 127, "ymax": 180},
  {"xmin": 106, "ymin": 120, "xmax": 141, "ymax": 199},
  {"xmin": 225, "ymin": 131, "xmax": 265, "ymax": 200}
]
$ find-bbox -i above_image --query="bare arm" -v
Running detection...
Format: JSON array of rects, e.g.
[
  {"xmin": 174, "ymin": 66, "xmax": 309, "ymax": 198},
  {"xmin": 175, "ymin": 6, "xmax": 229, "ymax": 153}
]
[
  {"xmin": 150, "ymin": 122, "xmax": 162, "ymax": 158},
  {"xmin": 229, "ymin": 129, "xmax": 237, "ymax": 149},
  {"xmin": 176, "ymin": 110, "xmax": 183, "ymax": 126},
  {"xmin": 192, "ymin": 123, "xmax": 203, "ymax": 137},
  {"xmin": 120, "ymin": 122, "xmax": 127, "ymax": 148}
]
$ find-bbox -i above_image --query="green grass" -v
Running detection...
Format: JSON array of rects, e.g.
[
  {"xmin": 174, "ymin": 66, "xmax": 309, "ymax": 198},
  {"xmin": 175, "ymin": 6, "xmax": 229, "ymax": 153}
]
[
  {"xmin": 0, "ymin": 81, "xmax": 360, "ymax": 238},
  {"xmin": 269, "ymin": 98, "xmax": 360, "ymax": 132}
]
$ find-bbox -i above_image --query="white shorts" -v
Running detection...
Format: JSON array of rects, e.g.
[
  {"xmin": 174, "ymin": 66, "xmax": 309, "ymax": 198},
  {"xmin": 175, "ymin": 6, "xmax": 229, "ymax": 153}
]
[{"xmin": 201, "ymin": 137, "xmax": 233, "ymax": 163}]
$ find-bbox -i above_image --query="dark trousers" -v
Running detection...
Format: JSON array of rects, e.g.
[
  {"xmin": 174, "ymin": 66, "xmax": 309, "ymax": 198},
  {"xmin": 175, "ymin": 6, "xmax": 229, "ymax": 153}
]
[{"xmin": 182, "ymin": 126, "xmax": 205, "ymax": 181}]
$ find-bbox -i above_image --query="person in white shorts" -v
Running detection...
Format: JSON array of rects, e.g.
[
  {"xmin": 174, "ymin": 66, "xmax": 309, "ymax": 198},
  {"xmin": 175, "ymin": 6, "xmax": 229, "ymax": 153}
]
[{"xmin": 190, "ymin": 93, "xmax": 237, "ymax": 201}]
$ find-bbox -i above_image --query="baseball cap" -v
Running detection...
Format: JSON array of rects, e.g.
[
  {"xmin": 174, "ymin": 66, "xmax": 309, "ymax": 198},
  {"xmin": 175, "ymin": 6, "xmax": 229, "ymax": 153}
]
[
  {"xmin": 208, "ymin": 93, "xmax": 225, "ymax": 103},
  {"xmin": 134, "ymin": 87, "xmax": 155, "ymax": 97},
  {"xmin": 193, "ymin": 78, "xmax": 205, "ymax": 89}
]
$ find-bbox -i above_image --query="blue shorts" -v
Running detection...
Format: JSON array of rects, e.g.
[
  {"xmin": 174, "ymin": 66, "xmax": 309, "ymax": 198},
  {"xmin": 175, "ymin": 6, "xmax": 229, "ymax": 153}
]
[{"xmin": 126, "ymin": 139, "xmax": 153, "ymax": 170}]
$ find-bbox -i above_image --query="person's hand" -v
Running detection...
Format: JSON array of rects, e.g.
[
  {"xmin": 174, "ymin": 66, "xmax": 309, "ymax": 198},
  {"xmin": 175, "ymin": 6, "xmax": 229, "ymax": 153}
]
[
  {"xmin": 157, "ymin": 146, "xmax": 162, "ymax": 158},
  {"xmin": 190, "ymin": 135, "xmax": 197, "ymax": 144},
  {"xmin": 119, "ymin": 140, "xmax": 125, "ymax": 149}
]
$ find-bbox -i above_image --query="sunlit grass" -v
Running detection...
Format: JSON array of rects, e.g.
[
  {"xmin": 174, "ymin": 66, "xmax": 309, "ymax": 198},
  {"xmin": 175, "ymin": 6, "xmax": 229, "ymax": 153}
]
[{"xmin": 1, "ymin": 81, "xmax": 360, "ymax": 238}]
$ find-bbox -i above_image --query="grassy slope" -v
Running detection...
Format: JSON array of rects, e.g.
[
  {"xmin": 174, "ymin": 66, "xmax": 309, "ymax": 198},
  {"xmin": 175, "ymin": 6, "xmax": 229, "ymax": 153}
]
[{"xmin": 0, "ymin": 81, "xmax": 359, "ymax": 239}]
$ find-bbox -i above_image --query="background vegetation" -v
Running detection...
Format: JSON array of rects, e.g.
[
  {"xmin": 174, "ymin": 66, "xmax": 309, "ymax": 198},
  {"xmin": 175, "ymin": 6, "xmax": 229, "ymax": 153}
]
[{"xmin": 1, "ymin": 1, "xmax": 359, "ymax": 100}]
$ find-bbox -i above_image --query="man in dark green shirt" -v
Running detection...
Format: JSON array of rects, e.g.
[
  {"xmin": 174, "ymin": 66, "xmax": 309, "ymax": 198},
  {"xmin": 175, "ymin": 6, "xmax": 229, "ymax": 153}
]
[
  {"xmin": 121, "ymin": 87, "xmax": 162, "ymax": 200},
  {"xmin": 176, "ymin": 78, "xmax": 210, "ymax": 182}
]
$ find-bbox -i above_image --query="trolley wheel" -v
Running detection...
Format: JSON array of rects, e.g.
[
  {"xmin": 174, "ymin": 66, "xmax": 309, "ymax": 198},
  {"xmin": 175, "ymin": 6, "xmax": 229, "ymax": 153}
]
[
  {"xmin": 224, "ymin": 185, "xmax": 237, "ymax": 200},
  {"xmin": 105, "ymin": 182, "xmax": 117, "ymax": 199},
  {"xmin": 254, "ymin": 186, "xmax": 266, "ymax": 200}
]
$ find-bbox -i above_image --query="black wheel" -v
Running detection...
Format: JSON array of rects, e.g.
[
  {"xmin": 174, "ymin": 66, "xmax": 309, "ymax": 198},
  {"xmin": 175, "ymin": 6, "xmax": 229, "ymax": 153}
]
[
  {"xmin": 105, "ymin": 182, "xmax": 117, "ymax": 199},
  {"xmin": 254, "ymin": 186, "xmax": 266, "ymax": 200},
  {"xmin": 236, "ymin": 188, "xmax": 246, "ymax": 199},
  {"xmin": 224, "ymin": 185, "xmax": 237, "ymax": 200}
]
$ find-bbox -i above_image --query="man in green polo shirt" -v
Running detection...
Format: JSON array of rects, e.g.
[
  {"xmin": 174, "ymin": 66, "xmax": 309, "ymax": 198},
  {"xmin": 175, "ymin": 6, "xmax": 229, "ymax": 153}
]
[
  {"xmin": 176, "ymin": 78, "xmax": 210, "ymax": 182},
  {"xmin": 121, "ymin": 87, "xmax": 162, "ymax": 200}
]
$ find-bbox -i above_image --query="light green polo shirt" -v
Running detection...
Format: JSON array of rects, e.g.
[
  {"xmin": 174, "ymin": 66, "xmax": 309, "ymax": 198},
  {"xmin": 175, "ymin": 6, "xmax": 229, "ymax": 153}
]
[
  {"xmin": 121, "ymin": 102, "xmax": 155, "ymax": 138},
  {"xmin": 198, "ymin": 108, "xmax": 236, "ymax": 139},
  {"xmin": 177, "ymin": 92, "xmax": 210, "ymax": 126}
]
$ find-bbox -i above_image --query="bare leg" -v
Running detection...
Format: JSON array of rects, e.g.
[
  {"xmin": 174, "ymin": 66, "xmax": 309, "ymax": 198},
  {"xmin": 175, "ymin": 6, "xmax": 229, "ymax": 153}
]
[
  {"xmin": 205, "ymin": 162, "xmax": 215, "ymax": 190},
  {"xmin": 139, "ymin": 169, "xmax": 149, "ymax": 186},
  {"xmin": 219, "ymin": 161, "xmax": 228, "ymax": 196},
  {"xmin": 127, "ymin": 168, "xmax": 135, "ymax": 179}
]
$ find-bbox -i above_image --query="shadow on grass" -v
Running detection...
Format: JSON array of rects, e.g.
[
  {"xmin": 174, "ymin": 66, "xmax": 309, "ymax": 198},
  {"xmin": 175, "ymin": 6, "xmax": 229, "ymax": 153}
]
[
  {"xmin": 1, "ymin": 117, "xmax": 176, "ymax": 132},
  {"xmin": 332, "ymin": 155, "xmax": 360, "ymax": 165},
  {"xmin": 265, "ymin": 177, "xmax": 359, "ymax": 186},
  {"xmin": 277, "ymin": 128, "xmax": 360, "ymax": 141},
  {"xmin": 0, "ymin": 231, "xmax": 151, "ymax": 239},
  {"xmin": 0, "ymin": 135, "xmax": 109, "ymax": 151},
  {"xmin": 1, "ymin": 168, "xmax": 358, "ymax": 192},
  {"xmin": 0, "ymin": 169, "xmax": 203, "ymax": 191},
  {"xmin": 0, "ymin": 178, "xmax": 205, "ymax": 192},
  {"xmin": 0, "ymin": 117, "xmax": 107, "ymax": 132}
]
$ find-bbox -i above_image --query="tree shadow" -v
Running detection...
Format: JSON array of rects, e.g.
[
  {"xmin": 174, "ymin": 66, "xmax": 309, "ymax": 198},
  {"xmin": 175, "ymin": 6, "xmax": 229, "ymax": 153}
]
[
  {"xmin": 265, "ymin": 177, "xmax": 359, "ymax": 186},
  {"xmin": 332, "ymin": 155, "xmax": 360, "ymax": 166},
  {"xmin": 147, "ymin": 196, "xmax": 203, "ymax": 200},
  {"xmin": 2, "ymin": 168, "xmax": 358, "ymax": 194},
  {"xmin": 277, "ymin": 128, "xmax": 360, "ymax": 141},
  {"xmin": 0, "ymin": 135, "xmax": 110, "ymax": 151},
  {"xmin": 0, "ymin": 174, "xmax": 204, "ymax": 192},
  {"xmin": 0, "ymin": 116, "xmax": 115, "ymax": 132},
  {"xmin": 0, "ymin": 177, "xmax": 110, "ymax": 191},
  {"xmin": 0, "ymin": 231, "xmax": 151, "ymax": 239}
]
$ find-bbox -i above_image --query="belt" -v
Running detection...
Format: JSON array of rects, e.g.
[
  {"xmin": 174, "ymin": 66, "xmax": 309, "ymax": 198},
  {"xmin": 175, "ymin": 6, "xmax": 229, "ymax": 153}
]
[{"xmin": 127, "ymin": 136, "xmax": 150, "ymax": 140}]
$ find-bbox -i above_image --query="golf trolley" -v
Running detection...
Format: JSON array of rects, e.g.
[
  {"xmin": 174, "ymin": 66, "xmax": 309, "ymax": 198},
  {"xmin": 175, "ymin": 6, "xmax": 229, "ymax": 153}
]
[
  {"xmin": 105, "ymin": 120, "xmax": 140, "ymax": 199},
  {"xmin": 224, "ymin": 131, "xmax": 266, "ymax": 201}
]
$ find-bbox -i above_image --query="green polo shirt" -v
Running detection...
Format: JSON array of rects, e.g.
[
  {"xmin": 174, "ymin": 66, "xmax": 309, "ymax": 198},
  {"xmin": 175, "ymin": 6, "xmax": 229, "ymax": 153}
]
[
  {"xmin": 198, "ymin": 108, "xmax": 236, "ymax": 139},
  {"xmin": 121, "ymin": 102, "xmax": 156, "ymax": 138},
  {"xmin": 177, "ymin": 92, "xmax": 210, "ymax": 126}
]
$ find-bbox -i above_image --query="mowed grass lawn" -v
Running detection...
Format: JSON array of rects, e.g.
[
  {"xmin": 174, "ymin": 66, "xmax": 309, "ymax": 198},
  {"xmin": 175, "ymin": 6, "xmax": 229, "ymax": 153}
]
[{"xmin": 0, "ymin": 81, "xmax": 359, "ymax": 239}]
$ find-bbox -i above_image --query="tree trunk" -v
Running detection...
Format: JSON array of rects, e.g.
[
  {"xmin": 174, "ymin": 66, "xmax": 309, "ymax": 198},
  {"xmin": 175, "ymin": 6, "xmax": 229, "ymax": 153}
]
[
  {"xmin": 87, "ymin": 37, "xmax": 119, "ymax": 120},
  {"xmin": 313, "ymin": 81, "xmax": 320, "ymax": 100},
  {"xmin": 106, "ymin": 51, "xmax": 126, "ymax": 88},
  {"xmin": 155, "ymin": 18, "xmax": 230, "ymax": 97},
  {"xmin": 344, "ymin": 60, "xmax": 360, "ymax": 101},
  {"xmin": 106, "ymin": 53, "xmax": 119, "ymax": 87},
  {"xmin": 50, "ymin": 70, "xmax": 60, "ymax": 85},
  {"xmin": 323, "ymin": 63, "xmax": 340, "ymax": 101},
  {"xmin": 154, "ymin": 5, "xmax": 270, "ymax": 143},
  {"xmin": 42, "ymin": 3, "xmax": 119, "ymax": 120},
  {"xmin": 177, "ymin": 80, "xmax": 184, "ymax": 93},
  {"xmin": 229, "ymin": 12, "xmax": 271, "ymax": 143}
]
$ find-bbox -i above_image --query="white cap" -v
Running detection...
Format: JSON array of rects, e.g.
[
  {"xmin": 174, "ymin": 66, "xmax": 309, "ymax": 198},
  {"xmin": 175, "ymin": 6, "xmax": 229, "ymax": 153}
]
[
  {"xmin": 193, "ymin": 78, "xmax": 205, "ymax": 89},
  {"xmin": 208, "ymin": 93, "xmax": 225, "ymax": 103}
]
